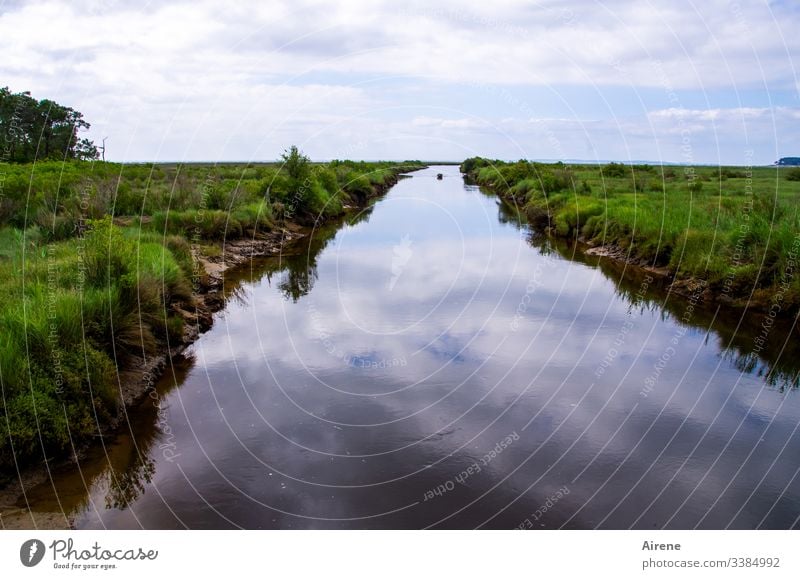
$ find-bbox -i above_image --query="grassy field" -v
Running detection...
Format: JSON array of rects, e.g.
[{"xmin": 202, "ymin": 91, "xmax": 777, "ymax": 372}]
[
  {"xmin": 0, "ymin": 156, "xmax": 424, "ymax": 473},
  {"xmin": 461, "ymin": 158, "xmax": 800, "ymax": 311}
]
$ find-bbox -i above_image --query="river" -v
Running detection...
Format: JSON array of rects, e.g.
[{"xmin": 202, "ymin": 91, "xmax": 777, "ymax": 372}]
[{"xmin": 15, "ymin": 165, "xmax": 800, "ymax": 529}]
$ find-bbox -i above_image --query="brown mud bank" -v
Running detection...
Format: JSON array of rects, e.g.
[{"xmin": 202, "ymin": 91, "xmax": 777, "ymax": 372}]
[
  {"xmin": 580, "ymin": 239, "xmax": 793, "ymax": 315},
  {"xmin": 580, "ymin": 242, "xmax": 712, "ymax": 305}
]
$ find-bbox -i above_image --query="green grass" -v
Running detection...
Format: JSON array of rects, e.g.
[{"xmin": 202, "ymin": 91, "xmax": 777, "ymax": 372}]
[
  {"xmin": 461, "ymin": 158, "xmax": 800, "ymax": 310},
  {"xmin": 0, "ymin": 156, "xmax": 425, "ymax": 472},
  {"xmin": 0, "ymin": 158, "xmax": 424, "ymax": 239},
  {"xmin": 0, "ymin": 217, "xmax": 196, "ymax": 470}
]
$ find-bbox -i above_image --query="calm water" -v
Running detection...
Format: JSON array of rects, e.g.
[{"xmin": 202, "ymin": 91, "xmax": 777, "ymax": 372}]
[{"xmin": 21, "ymin": 165, "xmax": 800, "ymax": 529}]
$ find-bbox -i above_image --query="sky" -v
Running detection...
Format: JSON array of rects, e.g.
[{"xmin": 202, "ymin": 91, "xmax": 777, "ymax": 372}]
[{"xmin": 0, "ymin": 0, "xmax": 798, "ymax": 164}]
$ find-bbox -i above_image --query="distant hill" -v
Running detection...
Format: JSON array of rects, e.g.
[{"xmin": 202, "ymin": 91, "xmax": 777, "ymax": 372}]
[{"xmin": 776, "ymin": 157, "xmax": 800, "ymax": 166}]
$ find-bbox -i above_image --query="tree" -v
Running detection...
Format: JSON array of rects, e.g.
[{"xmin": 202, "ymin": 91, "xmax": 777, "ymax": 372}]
[
  {"xmin": 280, "ymin": 145, "xmax": 310, "ymax": 182},
  {"xmin": 0, "ymin": 86, "xmax": 99, "ymax": 163}
]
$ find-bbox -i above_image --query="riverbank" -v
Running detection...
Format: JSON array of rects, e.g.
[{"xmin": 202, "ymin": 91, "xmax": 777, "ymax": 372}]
[
  {"xmin": 461, "ymin": 158, "xmax": 800, "ymax": 314},
  {"xmin": 0, "ymin": 203, "xmax": 379, "ymax": 528},
  {"xmin": 0, "ymin": 225, "xmax": 310, "ymax": 529},
  {"xmin": 0, "ymin": 158, "xmax": 425, "ymax": 493}
]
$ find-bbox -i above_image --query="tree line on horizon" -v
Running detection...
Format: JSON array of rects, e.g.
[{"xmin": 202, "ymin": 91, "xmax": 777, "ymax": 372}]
[{"xmin": 0, "ymin": 86, "xmax": 98, "ymax": 163}]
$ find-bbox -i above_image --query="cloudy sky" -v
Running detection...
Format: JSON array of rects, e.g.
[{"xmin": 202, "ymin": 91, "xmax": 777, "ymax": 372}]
[{"xmin": 1, "ymin": 0, "xmax": 798, "ymax": 164}]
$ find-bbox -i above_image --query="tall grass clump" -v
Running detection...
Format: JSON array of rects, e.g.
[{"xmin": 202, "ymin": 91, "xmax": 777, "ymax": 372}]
[{"xmin": 0, "ymin": 217, "xmax": 193, "ymax": 471}]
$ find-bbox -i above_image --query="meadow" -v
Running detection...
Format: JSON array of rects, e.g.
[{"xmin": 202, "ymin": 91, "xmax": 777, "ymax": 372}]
[
  {"xmin": 461, "ymin": 158, "xmax": 800, "ymax": 311},
  {"xmin": 0, "ymin": 154, "xmax": 424, "ymax": 473}
]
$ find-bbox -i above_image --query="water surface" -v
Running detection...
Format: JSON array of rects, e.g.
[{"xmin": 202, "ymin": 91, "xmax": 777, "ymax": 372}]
[{"xmin": 19, "ymin": 165, "xmax": 800, "ymax": 529}]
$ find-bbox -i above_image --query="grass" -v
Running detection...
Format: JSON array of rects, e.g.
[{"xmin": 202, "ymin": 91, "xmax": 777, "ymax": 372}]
[
  {"xmin": 0, "ymin": 156, "xmax": 425, "ymax": 473},
  {"xmin": 461, "ymin": 158, "xmax": 800, "ymax": 310},
  {"xmin": 0, "ymin": 217, "xmax": 193, "ymax": 470},
  {"xmin": 0, "ymin": 158, "xmax": 424, "ymax": 239}
]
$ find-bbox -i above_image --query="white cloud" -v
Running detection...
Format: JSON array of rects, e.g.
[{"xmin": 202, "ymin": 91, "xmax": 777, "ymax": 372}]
[
  {"xmin": 396, "ymin": 106, "xmax": 800, "ymax": 164},
  {"xmin": 411, "ymin": 116, "xmax": 490, "ymax": 130},
  {"xmin": 647, "ymin": 108, "xmax": 770, "ymax": 122},
  {"xmin": 0, "ymin": 0, "xmax": 797, "ymax": 162}
]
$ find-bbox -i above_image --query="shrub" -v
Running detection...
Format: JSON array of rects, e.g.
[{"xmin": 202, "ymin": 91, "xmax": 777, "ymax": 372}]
[
  {"xmin": 785, "ymin": 167, "xmax": 800, "ymax": 181},
  {"xmin": 460, "ymin": 157, "xmax": 490, "ymax": 174},
  {"xmin": 281, "ymin": 145, "xmax": 311, "ymax": 184},
  {"xmin": 35, "ymin": 207, "xmax": 80, "ymax": 241},
  {"xmin": 525, "ymin": 205, "xmax": 550, "ymax": 228},
  {"xmin": 632, "ymin": 176, "xmax": 649, "ymax": 193},
  {"xmin": 602, "ymin": 162, "xmax": 628, "ymax": 178},
  {"xmin": 722, "ymin": 168, "xmax": 748, "ymax": 179}
]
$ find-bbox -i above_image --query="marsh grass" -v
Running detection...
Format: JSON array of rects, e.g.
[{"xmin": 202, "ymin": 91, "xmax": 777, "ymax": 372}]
[
  {"xmin": 0, "ymin": 159, "xmax": 421, "ymax": 237},
  {"xmin": 462, "ymin": 158, "xmax": 800, "ymax": 309},
  {"xmin": 0, "ymin": 158, "xmax": 424, "ymax": 472},
  {"xmin": 0, "ymin": 217, "xmax": 194, "ymax": 470}
]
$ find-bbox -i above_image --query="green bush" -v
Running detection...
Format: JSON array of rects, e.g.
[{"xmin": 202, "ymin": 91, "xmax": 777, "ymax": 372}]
[
  {"xmin": 688, "ymin": 180, "xmax": 703, "ymax": 194},
  {"xmin": 601, "ymin": 162, "xmax": 628, "ymax": 178},
  {"xmin": 785, "ymin": 167, "xmax": 800, "ymax": 181}
]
